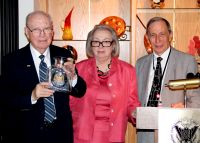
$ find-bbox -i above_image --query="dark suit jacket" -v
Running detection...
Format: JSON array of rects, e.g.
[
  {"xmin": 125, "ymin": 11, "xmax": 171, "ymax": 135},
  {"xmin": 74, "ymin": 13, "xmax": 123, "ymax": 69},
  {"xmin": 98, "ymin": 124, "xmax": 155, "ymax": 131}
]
[{"xmin": 0, "ymin": 44, "xmax": 86, "ymax": 143}]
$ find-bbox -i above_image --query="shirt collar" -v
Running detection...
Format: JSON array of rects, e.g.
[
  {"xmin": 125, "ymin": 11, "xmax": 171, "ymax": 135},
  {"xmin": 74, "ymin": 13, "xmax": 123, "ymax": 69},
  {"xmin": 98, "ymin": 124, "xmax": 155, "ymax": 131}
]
[
  {"xmin": 153, "ymin": 47, "xmax": 171, "ymax": 62},
  {"xmin": 30, "ymin": 44, "xmax": 50, "ymax": 60}
]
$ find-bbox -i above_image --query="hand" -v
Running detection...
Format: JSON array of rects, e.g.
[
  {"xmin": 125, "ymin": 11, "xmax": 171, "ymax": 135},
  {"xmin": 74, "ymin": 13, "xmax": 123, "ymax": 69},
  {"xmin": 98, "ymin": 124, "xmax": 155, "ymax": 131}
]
[
  {"xmin": 171, "ymin": 102, "xmax": 184, "ymax": 108},
  {"xmin": 31, "ymin": 82, "xmax": 55, "ymax": 100},
  {"xmin": 64, "ymin": 58, "xmax": 77, "ymax": 79},
  {"xmin": 131, "ymin": 110, "xmax": 137, "ymax": 118}
]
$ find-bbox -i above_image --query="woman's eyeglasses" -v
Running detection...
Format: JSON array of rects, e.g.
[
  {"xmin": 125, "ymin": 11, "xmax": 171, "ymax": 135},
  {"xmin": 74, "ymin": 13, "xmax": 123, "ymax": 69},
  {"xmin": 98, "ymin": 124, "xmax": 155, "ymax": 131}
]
[{"xmin": 91, "ymin": 41, "xmax": 113, "ymax": 47}]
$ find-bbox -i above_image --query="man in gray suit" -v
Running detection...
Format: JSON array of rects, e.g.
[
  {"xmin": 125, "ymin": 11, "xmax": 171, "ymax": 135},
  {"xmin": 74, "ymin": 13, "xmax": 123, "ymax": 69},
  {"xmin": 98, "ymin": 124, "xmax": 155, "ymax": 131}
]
[{"xmin": 136, "ymin": 17, "xmax": 200, "ymax": 143}]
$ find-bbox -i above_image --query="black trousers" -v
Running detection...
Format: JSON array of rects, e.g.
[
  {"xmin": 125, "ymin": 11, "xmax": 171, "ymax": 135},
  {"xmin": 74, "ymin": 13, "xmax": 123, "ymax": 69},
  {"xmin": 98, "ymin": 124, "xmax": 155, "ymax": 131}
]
[{"xmin": 2, "ymin": 119, "xmax": 73, "ymax": 143}]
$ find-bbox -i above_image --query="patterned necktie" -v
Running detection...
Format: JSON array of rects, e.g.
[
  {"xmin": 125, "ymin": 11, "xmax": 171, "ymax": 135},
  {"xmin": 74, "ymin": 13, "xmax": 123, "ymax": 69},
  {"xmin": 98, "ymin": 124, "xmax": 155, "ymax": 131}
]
[
  {"xmin": 147, "ymin": 57, "xmax": 163, "ymax": 107},
  {"xmin": 39, "ymin": 55, "xmax": 56, "ymax": 123}
]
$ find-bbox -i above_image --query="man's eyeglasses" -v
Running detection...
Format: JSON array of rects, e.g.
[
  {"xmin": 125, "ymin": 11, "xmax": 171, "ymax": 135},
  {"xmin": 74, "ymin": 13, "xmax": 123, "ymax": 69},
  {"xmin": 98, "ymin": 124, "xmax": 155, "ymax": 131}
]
[
  {"xmin": 26, "ymin": 26, "xmax": 53, "ymax": 36},
  {"xmin": 91, "ymin": 41, "xmax": 113, "ymax": 47}
]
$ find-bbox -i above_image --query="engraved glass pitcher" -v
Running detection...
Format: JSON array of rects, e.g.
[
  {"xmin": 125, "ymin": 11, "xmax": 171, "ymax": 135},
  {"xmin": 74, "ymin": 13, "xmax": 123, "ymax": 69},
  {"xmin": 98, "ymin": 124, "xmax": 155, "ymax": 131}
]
[{"xmin": 47, "ymin": 56, "xmax": 72, "ymax": 92}]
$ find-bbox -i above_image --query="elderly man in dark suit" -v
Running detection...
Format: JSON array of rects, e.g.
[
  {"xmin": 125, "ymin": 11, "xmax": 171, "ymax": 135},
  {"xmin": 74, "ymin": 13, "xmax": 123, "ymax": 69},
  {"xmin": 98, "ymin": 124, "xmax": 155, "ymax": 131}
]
[
  {"xmin": 136, "ymin": 17, "xmax": 200, "ymax": 143},
  {"xmin": 0, "ymin": 11, "xmax": 86, "ymax": 143}
]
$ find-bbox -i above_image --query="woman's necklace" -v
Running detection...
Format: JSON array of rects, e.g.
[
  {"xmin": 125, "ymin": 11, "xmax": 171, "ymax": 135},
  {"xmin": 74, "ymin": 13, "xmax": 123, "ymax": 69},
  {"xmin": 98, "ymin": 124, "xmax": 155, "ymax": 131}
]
[{"xmin": 97, "ymin": 60, "xmax": 111, "ymax": 77}]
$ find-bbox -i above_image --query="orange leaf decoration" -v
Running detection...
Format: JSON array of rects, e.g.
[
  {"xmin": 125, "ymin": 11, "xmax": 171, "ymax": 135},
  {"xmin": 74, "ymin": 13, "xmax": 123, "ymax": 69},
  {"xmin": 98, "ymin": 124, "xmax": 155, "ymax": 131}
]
[
  {"xmin": 62, "ymin": 7, "xmax": 74, "ymax": 40},
  {"xmin": 193, "ymin": 36, "xmax": 200, "ymax": 56},
  {"xmin": 188, "ymin": 39, "xmax": 196, "ymax": 56},
  {"xmin": 64, "ymin": 7, "xmax": 74, "ymax": 29},
  {"xmin": 144, "ymin": 35, "xmax": 153, "ymax": 54}
]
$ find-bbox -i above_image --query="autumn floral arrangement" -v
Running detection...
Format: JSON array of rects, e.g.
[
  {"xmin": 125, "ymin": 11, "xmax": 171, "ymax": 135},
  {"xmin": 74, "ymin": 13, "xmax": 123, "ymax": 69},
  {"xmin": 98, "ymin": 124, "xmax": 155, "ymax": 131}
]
[{"xmin": 188, "ymin": 36, "xmax": 200, "ymax": 71}]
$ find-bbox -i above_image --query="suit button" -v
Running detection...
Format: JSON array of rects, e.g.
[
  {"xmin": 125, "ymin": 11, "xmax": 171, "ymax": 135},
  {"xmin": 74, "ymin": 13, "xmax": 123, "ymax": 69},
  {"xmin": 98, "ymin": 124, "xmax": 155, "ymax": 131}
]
[
  {"xmin": 108, "ymin": 83, "xmax": 112, "ymax": 87},
  {"xmin": 111, "ymin": 109, "xmax": 114, "ymax": 113},
  {"xmin": 110, "ymin": 122, "xmax": 114, "ymax": 126},
  {"xmin": 112, "ymin": 94, "xmax": 116, "ymax": 98}
]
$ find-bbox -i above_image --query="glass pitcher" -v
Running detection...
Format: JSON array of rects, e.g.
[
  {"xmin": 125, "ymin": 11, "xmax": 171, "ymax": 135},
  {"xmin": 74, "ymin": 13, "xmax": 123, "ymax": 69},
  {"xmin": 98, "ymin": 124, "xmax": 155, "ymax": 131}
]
[{"xmin": 47, "ymin": 56, "xmax": 72, "ymax": 92}]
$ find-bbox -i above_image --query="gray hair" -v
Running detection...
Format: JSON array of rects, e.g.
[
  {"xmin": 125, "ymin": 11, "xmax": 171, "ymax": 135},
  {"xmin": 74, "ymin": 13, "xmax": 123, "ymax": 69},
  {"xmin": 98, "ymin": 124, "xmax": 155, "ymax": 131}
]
[
  {"xmin": 86, "ymin": 24, "xmax": 120, "ymax": 58},
  {"xmin": 26, "ymin": 11, "xmax": 53, "ymax": 27},
  {"xmin": 146, "ymin": 17, "xmax": 172, "ymax": 34}
]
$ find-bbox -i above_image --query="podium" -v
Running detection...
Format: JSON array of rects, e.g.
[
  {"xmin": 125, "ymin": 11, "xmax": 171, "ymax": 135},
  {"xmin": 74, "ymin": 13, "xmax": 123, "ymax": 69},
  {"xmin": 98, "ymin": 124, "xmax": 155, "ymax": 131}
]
[{"xmin": 136, "ymin": 107, "xmax": 200, "ymax": 143}]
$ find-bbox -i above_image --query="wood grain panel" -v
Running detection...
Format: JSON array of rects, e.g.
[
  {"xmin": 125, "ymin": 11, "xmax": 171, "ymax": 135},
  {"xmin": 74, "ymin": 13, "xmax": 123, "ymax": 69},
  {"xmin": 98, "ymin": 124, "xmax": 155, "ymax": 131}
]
[
  {"xmin": 34, "ymin": 0, "xmax": 47, "ymax": 11},
  {"xmin": 176, "ymin": 0, "xmax": 199, "ymax": 8},
  {"xmin": 130, "ymin": 0, "xmax": 137, "ymax": 65},
  {"xmin": 137, "ymin": 0, "xmax": 174, "ymax": 8},
  {"xmin": 90, "ymin": 0, "xmax": 130, "ymax": 27},
  {"xmin": 175, "ymin": 10, "xmax": 200, "ymax": 53},
  {"xmin": 126, "ymin": 123, "xmax": 137, "ymax": 143}
]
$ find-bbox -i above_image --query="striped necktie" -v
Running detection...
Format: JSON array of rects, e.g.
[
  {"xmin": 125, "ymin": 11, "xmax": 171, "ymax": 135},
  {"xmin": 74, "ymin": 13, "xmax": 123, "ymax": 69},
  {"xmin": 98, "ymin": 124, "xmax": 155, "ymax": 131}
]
[
  {"xmin": 147, "ymin": 57, "xmax": 163, "ymax": 107},
  {"xmin": 39, "ymin": 55, "xmax": 56, "ymax": 123}
]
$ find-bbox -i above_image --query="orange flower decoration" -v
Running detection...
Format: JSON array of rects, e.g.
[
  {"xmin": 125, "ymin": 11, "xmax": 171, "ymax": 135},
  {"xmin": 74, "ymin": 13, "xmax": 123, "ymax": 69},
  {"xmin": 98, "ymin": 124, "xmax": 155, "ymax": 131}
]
[
  {"xmin": 188, "ymin": 36, "xmax": 200, "ymax": 56},
  {"xmin": 100, "ymin": 16, "xmax": 126, "ymax": 38}
]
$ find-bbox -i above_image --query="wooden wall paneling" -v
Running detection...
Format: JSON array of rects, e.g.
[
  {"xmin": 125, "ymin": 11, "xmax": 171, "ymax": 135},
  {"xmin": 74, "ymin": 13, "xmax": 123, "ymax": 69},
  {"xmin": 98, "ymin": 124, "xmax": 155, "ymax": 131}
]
[
  {"xmin": 130, "ymin": 0, "xmax": 137, "ymax": 65},
  {"xmin": 137, "ymin": 0, "xmax": 152, "ymax": 8},
  {"xmin": 90, "ymin": 0, "xmax": 130, "ymax": 27},
  {"xmin": 126, "ymin": 123, "xmax": 136, "ymax": 143},
  {"xmin": 119, "ymin": 42, "xmax": 130, "ymax": 63},
  {"xmin": 135, "ymin": 14, "xmax": 147, "ymax": 60},
  {"xmin": 175, "ymin": 10, "xmax": 200, "ymax": 53},
  {"xmin": 34, "ymin": 0, "xmax": 47, "ymax": 12},
  {"xmin": 125, "ymin": 1, "xmax": 137, "ymax": 143},
  {"xmin": 176, "ymin": 0, "xmax": 199, "ymax": 8},
  {"xmin": 137, "ymin": 0, "xmax": 174, "ymax": 8}
]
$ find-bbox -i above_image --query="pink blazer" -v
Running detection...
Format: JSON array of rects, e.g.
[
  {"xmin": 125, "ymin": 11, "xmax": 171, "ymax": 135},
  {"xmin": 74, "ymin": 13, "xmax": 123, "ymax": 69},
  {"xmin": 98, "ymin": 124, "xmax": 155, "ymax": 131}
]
[{"xmin": 70, "ymin": 57, "xmax": 141, "ymax": 142}]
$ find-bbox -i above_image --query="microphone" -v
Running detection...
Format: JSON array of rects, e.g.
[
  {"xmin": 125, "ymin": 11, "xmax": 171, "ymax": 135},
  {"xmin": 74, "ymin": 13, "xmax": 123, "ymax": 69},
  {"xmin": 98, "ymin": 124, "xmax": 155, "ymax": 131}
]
[
  {"xmin": 186, "ymin": 73, "xmax": 195, "ymax": 79},
  {"xmin": 165, "ymin": 78, "xmax": 200, "ymax": 90},
  {"xmin": 195, "ymin": 72, "xmax": 200, "ymax": 78},
  {"xmin": 186, "ymin": 72, "xmax": 200, "ymax": 79}
]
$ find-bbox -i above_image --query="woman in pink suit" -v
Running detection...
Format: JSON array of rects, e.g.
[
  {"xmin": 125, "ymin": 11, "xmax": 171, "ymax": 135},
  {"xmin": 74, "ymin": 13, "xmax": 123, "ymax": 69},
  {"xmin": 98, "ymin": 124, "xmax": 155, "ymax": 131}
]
[{"xmin": 70, "ymin": 24, "xmax": 141, "ymax": 143}]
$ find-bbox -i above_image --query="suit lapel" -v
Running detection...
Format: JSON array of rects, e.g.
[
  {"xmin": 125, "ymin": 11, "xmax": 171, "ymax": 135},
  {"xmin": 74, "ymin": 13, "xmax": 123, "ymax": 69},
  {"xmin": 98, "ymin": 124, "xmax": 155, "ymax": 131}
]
[
  {"xmin": 22, "ymin": 45, "xmax": 39, "ymax": 84},
  {"xmin": 88, "ymin": 58, "xmax": 99, "ymax": 82},
  {"xmin": 141, "ymin": 55, "xmax": 153, "ymax": 105},
  {"xmin": 162, "ymin": 48, "xmax": 176, "ymax": 90},
  {"xmin": 49, "ymin": 45, "xmax": 55, "ymax": 65}
]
